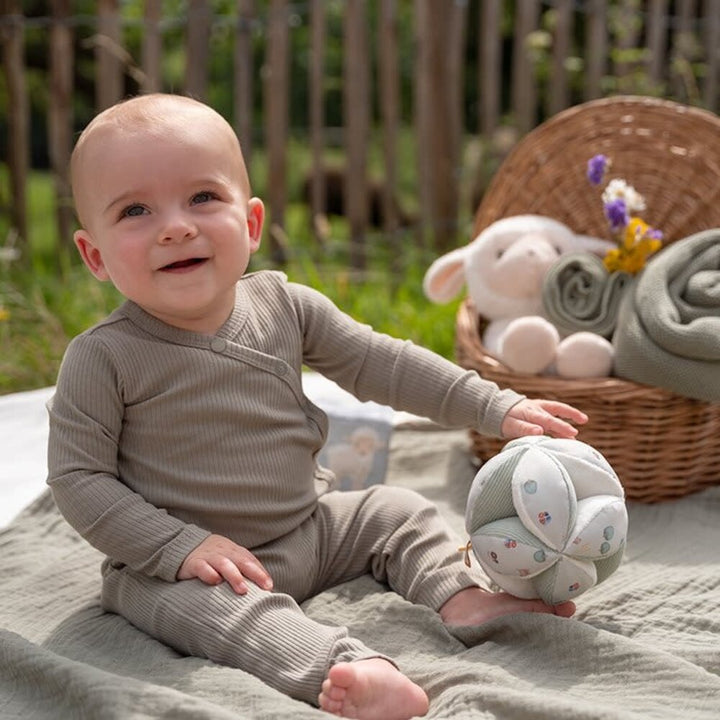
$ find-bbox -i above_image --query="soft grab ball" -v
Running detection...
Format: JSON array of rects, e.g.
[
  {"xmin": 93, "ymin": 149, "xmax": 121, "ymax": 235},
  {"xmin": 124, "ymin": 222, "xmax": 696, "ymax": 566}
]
[{"xmin": 465, "ymin": 436, "xmax": 627, "ymax": 605}]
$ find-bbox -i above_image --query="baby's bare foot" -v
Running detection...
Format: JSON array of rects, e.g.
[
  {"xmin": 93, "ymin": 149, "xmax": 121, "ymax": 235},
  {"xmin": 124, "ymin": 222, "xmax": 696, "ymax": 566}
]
[
  {"xmin": 318, "ymin": 658, "xmax": 428, "ymax": 719},
  {"xmin": 440, "ymin": 587, "xmax": 576, "ymax": 626}
]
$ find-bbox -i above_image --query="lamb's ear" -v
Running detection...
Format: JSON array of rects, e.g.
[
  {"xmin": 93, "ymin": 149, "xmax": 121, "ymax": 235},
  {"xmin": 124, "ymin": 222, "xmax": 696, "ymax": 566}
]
[
  {"xmin": 423, "ymin": 247, "xmax": 468, "ymax": 303},
  {"xmin": 575, "ymin": 234, "xmax": 616, "ymax": 256}
]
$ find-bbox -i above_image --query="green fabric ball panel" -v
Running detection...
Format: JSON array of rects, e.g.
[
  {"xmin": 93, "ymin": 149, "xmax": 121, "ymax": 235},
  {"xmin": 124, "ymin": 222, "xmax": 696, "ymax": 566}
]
[
  {"xmin": 532, "ymin": 555, "xmax": 598, "ymax": 606},
  {"xmin": 464, "ymin": 447, "xmax": 524, "ymax": 530},
  {"xmin": 470, "ymin": 516, "xmax": 557, "ymax": 579}
]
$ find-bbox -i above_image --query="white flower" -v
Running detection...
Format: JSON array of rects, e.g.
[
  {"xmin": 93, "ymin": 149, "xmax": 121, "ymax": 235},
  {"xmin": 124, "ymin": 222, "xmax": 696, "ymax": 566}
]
[{"xmin": 601, "ymin": 178, "xmax": 646, "ymax": 213}]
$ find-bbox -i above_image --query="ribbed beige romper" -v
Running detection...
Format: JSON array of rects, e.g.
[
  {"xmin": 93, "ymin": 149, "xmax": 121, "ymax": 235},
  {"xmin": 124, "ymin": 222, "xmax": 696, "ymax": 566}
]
[{"xmin": 47, "ymin": 271, "xmax": 523, "ymax": 704}]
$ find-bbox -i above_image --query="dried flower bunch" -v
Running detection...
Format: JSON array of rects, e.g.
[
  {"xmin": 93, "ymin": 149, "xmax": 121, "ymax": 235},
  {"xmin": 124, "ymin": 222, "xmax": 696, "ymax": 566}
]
[{"xmin": 587, "ymin": 154, "xmax": 663, "ymax": 274}]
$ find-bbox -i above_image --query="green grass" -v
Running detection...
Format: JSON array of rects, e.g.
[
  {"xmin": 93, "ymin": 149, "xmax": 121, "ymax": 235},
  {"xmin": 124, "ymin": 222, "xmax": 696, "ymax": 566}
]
[{"xmin": 0, "ymin": 164, "xmax": 464, "ymax": 395}]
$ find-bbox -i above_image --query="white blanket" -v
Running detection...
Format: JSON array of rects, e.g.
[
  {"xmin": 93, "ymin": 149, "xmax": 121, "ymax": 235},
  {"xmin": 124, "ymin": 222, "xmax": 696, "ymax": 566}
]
[{"xmin": 0, "ymin": 386, "xmax": 55, "ymax": 528}]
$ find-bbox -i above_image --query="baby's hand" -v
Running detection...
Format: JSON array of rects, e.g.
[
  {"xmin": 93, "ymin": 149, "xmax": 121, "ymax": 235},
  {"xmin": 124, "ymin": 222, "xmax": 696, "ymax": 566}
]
[
  {"xmin": 501, "ymin": 399, "xmax": 588, "ymax": 440},
  {"xmin": 177, "ymin": 534, "xmax": 273, "ymax": 594}
]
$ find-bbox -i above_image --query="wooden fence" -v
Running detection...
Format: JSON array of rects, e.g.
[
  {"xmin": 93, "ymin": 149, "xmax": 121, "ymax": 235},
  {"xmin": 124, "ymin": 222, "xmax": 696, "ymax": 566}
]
[{"xmin": 2, "ymin": 0, "xmax": 720, "ymax": 268}]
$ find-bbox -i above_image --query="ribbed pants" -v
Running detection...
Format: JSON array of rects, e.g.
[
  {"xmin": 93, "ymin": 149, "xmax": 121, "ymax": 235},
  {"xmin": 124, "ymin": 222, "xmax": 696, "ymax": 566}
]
[{"xmin": 100, "ymin": 485, "xmax": 481, "ymax": 704}]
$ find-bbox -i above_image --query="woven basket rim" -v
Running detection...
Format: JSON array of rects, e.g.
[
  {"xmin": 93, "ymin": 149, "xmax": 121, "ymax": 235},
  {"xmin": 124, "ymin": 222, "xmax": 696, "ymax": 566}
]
[{"xmin": 472, "ymin": 94, "xmax": 720, "ymax": 244}]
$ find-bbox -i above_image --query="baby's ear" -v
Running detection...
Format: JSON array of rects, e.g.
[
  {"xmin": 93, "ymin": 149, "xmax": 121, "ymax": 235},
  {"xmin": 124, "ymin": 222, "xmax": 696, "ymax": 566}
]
[
  {"xmin": 74, "ymin": 230, "xmax": 110, "ymax": 281},
  {"xmin": 247, "ymin": 197, "xmax": 265, "ymax": 251}
]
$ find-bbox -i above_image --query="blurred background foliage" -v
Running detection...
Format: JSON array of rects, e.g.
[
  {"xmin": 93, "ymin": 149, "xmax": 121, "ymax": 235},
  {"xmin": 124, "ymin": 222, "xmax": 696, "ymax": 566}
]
[{"xmin": 1, "ymin": 0, "xmax": 716, "ymax": 393}]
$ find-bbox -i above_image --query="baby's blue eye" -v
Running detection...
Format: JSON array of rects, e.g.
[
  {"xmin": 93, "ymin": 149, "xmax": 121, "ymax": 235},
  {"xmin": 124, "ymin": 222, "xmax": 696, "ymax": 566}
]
[
  {"xmin": 122, "ymin": 204, "xmax": 146, "ymax": 218},
  {"xmin": 192, "ymin": 191, "xmax": 215, "ymax": 204}
]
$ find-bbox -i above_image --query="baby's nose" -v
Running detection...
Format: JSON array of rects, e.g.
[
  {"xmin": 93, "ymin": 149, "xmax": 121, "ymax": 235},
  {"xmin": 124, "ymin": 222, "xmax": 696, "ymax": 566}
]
[{"xmin": 159, "ymin": 212, "xmax": 198, "ymax": 243}]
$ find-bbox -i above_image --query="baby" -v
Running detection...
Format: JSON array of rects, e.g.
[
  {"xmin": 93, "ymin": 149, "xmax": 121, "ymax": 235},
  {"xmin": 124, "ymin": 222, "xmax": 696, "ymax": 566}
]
[{"xmin": 47, "ymin": 93, "xmax": 585, "ymax": 720}]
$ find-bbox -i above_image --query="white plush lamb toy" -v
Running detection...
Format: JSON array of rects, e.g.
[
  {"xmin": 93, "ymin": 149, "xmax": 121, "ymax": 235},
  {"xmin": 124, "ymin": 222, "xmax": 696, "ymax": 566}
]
[{"xmin": 423, "ymin": 215, "xmax": 616, "ymax": 377}]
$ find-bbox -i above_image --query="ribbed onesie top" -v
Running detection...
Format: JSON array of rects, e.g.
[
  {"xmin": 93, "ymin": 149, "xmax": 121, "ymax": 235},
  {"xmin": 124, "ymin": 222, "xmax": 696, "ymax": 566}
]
[{"xmin": 47, "ymin": 271, "xmax": 523, "ymax": 583}]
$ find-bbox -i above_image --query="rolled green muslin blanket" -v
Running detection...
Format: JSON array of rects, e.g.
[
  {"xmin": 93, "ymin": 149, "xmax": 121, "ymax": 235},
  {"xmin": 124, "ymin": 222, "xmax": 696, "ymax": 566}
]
[
  {"xmin": 613, "ymin": 229, "xmax": 720, "ymax": 402},
  {"xmin": 542, "ymin": 252, "xmax": 633, "ymax": 338}
]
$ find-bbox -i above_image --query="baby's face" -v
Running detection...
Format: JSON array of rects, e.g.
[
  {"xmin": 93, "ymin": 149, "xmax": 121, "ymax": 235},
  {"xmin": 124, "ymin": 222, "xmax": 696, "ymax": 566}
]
[{"xmin": 72, "ymin": 105, "xmax": 263, "ymax": 334}]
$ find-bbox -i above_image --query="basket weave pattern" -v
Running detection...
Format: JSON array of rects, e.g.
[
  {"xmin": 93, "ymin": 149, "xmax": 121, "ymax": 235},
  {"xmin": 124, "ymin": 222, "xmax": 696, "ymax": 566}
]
[{"xmin": 458, "ymin": 96, "xmax": 720, "ymax": 503}]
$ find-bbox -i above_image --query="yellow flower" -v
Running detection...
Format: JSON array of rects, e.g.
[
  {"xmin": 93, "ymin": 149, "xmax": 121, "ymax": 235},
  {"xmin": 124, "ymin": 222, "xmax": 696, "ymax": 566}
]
[
  {"xmin": 623, "ymin": 218, "xmax": 649, "ymax": 248},
  {"xmin": 0, "ymin": 306, "xmax": 9, "ymax": 322},
  {"xmin": 603, "ymin": 218, "xmax": 662, "ymax": 274},
  {"xmin": 603, "ymin": 248, "xmax": 622, "ymax": 273}
]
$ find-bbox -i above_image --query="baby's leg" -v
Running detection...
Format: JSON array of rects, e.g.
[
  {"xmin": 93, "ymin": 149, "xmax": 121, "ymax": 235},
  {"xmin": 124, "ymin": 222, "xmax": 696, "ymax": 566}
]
[
  {"xmin": 313, "ymin": 486, "xmax": 575, "ymax": 624},
  {"xmin": 100, "ymin": 561, "xmax": 384, "ymax": 707},
  {"xmin": 318, "ymin": 658, "xmax": 428, "ymax": 720},
  {"xmin": 311, "ymin": 485, "xmax": 478, "ymax": 606}
]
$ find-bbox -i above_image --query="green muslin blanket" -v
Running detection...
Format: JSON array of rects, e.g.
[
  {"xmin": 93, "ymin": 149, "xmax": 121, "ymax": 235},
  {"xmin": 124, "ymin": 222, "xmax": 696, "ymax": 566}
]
[
  {"xmin": 613, "ymin": 229, "xmax": 720, "ymax": 402},
  {"xmin": 542, "ymin": 252, "xmax": 633, "ymax": 338}
]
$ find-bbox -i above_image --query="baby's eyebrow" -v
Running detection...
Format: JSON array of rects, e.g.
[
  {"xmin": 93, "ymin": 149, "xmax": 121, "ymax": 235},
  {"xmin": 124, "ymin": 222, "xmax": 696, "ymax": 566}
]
[
  {"xmin": 103, "ymin": 192, "xmax": 139, "ymax": 215},
  {"xmin": 192, "ymin": 176, "xmax": 234, "ymax": 190}
]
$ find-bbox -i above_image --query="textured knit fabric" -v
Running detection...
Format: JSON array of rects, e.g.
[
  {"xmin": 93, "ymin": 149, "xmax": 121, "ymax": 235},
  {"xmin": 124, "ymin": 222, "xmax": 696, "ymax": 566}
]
[
  {"xmin": 47, "ymin": 270, "xmax": 524, "ymax": 703},
  {"xmin": 612, "ymin": 229, "xmax": 720, "ymax": 401},
  {"xmin": 100, "ymin": 484, "xmax": 478, "ymax": 702},
  {"xmin": 541, "ymin": 252, "xmax": 633, "ymax": 339}
]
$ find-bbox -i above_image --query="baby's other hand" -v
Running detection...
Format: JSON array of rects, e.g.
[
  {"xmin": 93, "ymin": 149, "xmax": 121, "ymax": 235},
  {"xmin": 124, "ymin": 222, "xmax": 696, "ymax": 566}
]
[
  {"xmin": 501, "ymin": 398, "xmax": 588, "ymax": 440},
  {"xmin": 177, "ymin": 534, "xmax": 273, "ymax": 594}
]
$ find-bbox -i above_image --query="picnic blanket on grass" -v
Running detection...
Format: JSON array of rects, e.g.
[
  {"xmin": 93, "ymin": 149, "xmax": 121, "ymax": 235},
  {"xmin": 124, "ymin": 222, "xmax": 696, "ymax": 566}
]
[
  {"xmin": 613, "ymin": 229, "xmax": 720, "ymax": 401},
  {"xmin": 2, "ymin": 427, "xmax": 720, "ymax": 719}
]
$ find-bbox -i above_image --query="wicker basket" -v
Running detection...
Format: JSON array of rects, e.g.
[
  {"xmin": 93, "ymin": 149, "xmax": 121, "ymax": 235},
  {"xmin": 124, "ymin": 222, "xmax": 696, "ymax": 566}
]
[{"xmin": 457, "ymin": 95, "xmax": 720, "ymax": 503}]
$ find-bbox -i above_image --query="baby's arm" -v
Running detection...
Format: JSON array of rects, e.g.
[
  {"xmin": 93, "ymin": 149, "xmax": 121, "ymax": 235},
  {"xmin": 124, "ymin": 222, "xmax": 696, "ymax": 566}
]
[
  {"xmin": 501, "ymin": 398, "xmax": 588, "ymax": 439},
  {"xmin": 292, "ymin": 281, "xmax": 588, "ymax": 439},
  {"xmin": 177, "ymin": 533, "xmax": 273, "ymax": 594},
  {"xmin": 47, "ymin": 335, "xmax": 209, "ymax": 582}
]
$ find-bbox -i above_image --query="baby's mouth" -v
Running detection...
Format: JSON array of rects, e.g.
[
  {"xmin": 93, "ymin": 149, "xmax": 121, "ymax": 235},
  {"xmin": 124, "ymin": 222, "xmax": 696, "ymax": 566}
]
[{"xmin": 160, "ymin": 257, "xmax": 208, "ymax": 272}]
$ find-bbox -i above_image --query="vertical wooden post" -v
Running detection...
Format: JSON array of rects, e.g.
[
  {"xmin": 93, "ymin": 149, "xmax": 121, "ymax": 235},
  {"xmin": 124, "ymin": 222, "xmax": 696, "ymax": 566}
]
[
  {"xmin": 447, "ymin": 2, "xmax": 467, "ymax": 142},
  {"xmin": 416, "ymin": 0, "xmax": 466, "ymax": 253},
  {"xmin": 511, "ymin": 0, "xmax": 540, "ymax": 133},
  {"xmin": 646, "ymin": 0, "xmax": 669, "ymax": 91},
  {"xmin": 0, "ymin": 0, "xmax": 29, "ymax": 251},
  {"xmin": 703, "ymin": 0, "xmax": 720, "ymax": 112},
  {"xmin": 264, "ymin": 0, "xmax": 289, "ymax": 264},
  {"xmin": 413, "ymin": 0, "xmax": 430, "ymax": 240},
  {"xmin": 142, "ymin": 0, "xmax": 162, "ymax": 94},
  {"xmin": 96, "ymin": 0, "xmax": 123, "ymax": 111},
  {"xmin": 379, "ymin": 0, "xmax": 400, "ymax": 259},
  {"xmin": 185, "ymin": 0, "xmax": 212, "ymax": 100},
  {"xmin": 343, "ymin": 0, "xmax": 370, "ymax": 270},
  {"xmin": 308, "ymin": 0, "xmax": 326, "ymax": 244},
  {"xmin": 479, "ymin": 0, "xmax": 501, "ymax": 138},
  {"xmin": 234, "ymin": 0, "xmax": 255, "ymax": 164},
  {"xmin": 49, "ymin": 0, "xmax": 74, "ymax": 252},
  {"xmin": 548, "ymin": 0, "xmax": 573, "ymax": 116},
  {"xmin": 584, "ymin": 0, "xmax": 607, "ymax": 101}
]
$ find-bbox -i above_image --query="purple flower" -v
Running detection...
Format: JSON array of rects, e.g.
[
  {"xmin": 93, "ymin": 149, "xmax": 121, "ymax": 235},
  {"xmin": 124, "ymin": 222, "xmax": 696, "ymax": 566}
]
[
  {"xmin": 604, "ymin": 198, "xmax": 629, "ymax": 232},
  {"xmin": 587, "ymin": 154, "xmax": 609, "ymax": 186},
  {"xmin": 647, "ymin": 228, "xmax": 663, "ymax": 240}
]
